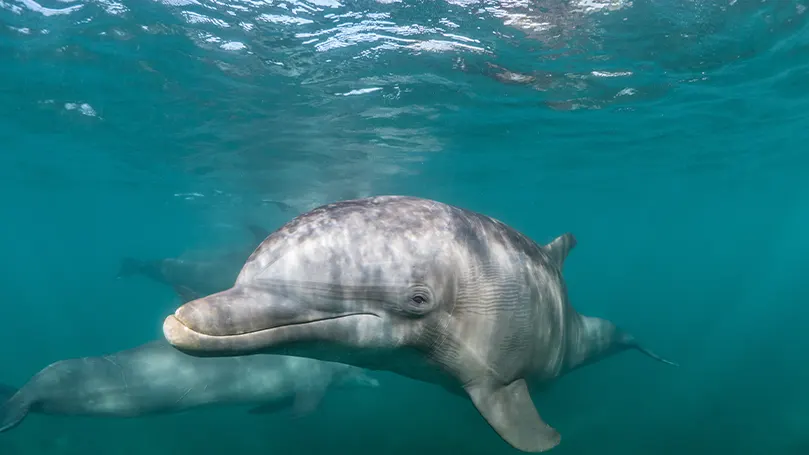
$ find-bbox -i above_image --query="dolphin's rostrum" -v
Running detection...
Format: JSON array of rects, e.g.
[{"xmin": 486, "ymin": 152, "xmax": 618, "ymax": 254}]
[{"xmin": 162, "ymin": 195, "xmax": 677, "ymax": 452}]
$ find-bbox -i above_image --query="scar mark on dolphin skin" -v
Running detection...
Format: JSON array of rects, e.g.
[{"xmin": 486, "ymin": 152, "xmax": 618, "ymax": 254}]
[
  {"xmin": 176, "ymin": 387, "xmax": 193, "ymax": 405},
  {"xmin": 103, "ymin": 356, "xmax": 128, "ymax": 394}
]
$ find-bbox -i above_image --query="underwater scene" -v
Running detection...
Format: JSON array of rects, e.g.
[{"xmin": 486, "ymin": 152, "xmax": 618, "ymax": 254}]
[{"xmin": 1, "ymin": 0, "xmax": 809, "ymax": 454}]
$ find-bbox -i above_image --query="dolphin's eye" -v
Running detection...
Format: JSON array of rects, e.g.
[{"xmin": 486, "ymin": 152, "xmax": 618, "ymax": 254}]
[{"xmin": 403, "ymin": 285, "xmax": 435, "ymax": 317}]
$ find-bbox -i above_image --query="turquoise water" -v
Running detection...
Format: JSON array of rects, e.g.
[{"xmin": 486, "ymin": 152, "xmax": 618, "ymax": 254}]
[{"xmin": 2, "ymin": 0, "xmax": 809, "ymax": 453}]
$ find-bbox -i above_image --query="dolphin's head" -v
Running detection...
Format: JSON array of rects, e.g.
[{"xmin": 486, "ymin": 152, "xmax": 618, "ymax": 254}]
[
  {"xmin": 162, "ymin": 197, "xmax": 467, "ymax": 381},
  {"xmin": 161, "ymin": 254, "xmax": 458, "ymax": 368}
]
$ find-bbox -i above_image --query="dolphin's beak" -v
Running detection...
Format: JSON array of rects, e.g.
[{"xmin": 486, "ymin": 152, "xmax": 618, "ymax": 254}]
[{"xmin": 162, "ymin": 286, "xmax": 383, "ymax": 356}]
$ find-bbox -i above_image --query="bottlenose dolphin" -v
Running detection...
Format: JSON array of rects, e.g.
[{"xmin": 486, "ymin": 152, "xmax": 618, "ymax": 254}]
[
  {"xmin": 161, "ymin": 195, "xmax": 677, "ymax": 452},
  {"xmin": 0, "ymin": 339, "xmax": 378, "ymax": 433},
  {"xmin": 118, "ymin": 225, "xmax": 271, "ymax": 302}
]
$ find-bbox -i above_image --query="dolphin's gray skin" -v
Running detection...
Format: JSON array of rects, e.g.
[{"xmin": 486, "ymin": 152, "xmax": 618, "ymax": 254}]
[
  {"xmin": 0, "ymin": 340, "xmax": 378, "ymax": 433},
  {"xmin": 161, "ymin": 195, "xmax": 677, "ymax": 453},
  {"xmin": 118, "ymin": 225, "xmax": 271, "ymax": 302}
]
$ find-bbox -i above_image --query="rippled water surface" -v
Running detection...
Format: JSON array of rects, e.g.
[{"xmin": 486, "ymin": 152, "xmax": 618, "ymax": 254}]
[{"xmin": 2, "ymin": 1, "xmax": 809, "ymax": 455}]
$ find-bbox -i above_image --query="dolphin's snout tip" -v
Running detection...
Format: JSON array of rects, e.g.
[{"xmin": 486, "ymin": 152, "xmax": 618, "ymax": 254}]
[{"xmin": 162, "ymin": 314, "xmax": 200, "ymax": 351}]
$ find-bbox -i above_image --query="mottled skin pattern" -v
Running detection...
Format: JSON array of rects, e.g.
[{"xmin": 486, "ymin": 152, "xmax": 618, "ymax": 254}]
[
  {"xmin": 0, "ymin": 340, "xmax": 378, "ymax": 433},
  {"xmin": 162, "ymin": 195, "xmax": 677, "ymax": 452}
]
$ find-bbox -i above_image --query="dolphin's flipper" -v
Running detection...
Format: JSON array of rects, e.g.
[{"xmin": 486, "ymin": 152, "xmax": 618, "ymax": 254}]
[
  {"xmin": 246, "ymin": 224, "xmax": 271, "ymax": 244},
  {"xmin": 173, "ymin": 284, "xmax": 202, "ymax": 303},
  {"xmin": 466, "ymin": 379, "xmax": 561, "ymax": 453},
  {"xmin": 246, "ymin": 387, "xmax": 326, "ymax": 418},
  {"xmin": 542, "ymin": 233, "xmax": 576, "ymax": 270},
  {"xmin": 0, "ymin": 385, "xmax": 28, "ymax": 433}
]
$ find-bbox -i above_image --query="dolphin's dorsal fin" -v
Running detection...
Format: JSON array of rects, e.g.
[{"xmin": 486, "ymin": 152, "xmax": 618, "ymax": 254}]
[
  {"xmin": 246, "ymin": 224, "xmax": 271, "ymax": 244},
  {"xmin": 543, "ymin": 233, "xmax": 576, "ymax": 270}
]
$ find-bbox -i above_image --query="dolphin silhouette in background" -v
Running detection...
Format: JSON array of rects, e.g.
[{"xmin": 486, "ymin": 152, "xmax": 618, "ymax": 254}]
[
  {"xmin": 0, "ymin": 340, "xmax": 379, "ymax": 433},
  {"xmin": 117, "ymin": 224, "xmax": 272, "ymax": 302}
]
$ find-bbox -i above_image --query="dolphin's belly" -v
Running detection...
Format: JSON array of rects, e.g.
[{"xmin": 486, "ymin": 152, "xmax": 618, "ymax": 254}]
[{"xmin": 151, "ymin": 369, "xmax": 298, "ymax": 411}]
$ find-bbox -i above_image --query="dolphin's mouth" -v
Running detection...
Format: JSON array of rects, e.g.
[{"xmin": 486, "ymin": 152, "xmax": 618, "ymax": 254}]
[{"xmin": 163, "ymin": 312, "xmax": 382, "ymax": 356}]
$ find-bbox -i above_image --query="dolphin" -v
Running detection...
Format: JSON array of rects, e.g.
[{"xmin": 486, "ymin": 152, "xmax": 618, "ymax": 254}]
[
  {"xmin": 118, "ymin": 225, "xmax": 271, "ymax": 302},
  {"xmin": 0, "ymin": 339, "xmax": 378, "ymax": 433},
  {"xmin": 161, "ymin": 195, "xmax": 678, "ymax": 453}
]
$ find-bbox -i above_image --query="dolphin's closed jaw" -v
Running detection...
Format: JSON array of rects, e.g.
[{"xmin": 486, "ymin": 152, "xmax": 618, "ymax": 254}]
[
  {"xmin": 163, "ymin": 288, "xmax": 385, "ymax": 357},
  {"xmin": 170, "ymin": 287, "xmax": 318, "ymax": 338},
  {"xmin": 163, "ymin": 312, "xmax": 268, "ymax": 356}
]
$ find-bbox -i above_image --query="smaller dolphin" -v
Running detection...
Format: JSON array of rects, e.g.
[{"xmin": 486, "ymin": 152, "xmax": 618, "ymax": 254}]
[
  {"xmin": 0, "ymin": 340, "xmax": 378, "ymax": 433},
  {"xmin": 118, "ymin": 225, "xmax": 271, "ymax": 302}
]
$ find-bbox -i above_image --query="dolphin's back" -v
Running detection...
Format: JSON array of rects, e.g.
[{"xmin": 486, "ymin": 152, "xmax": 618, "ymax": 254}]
[{"xmin": 236, "ymin": 196, "xmax": 553, "ymax": 285}]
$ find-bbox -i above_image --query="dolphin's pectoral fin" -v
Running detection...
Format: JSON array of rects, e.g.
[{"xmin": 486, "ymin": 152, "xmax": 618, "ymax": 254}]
[
  {"xmin": 542, "ymin": 233, "xmax": 576, "ymax": 270},
  {"xmin": 466, "ymin": 378, "xmax": 561, "ymax": 453},
  {"xmin": 246, "ymin": 387, "xmax": 327, "ymax": 418},
  {"xmin": 172, "ymin": 284, "xmax": 202, "ymax": 303}
]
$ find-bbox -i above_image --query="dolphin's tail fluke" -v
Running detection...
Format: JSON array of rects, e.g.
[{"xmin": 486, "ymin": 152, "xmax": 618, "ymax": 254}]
[
  {"xmin": 633, "ymin": 344, "xmax": 679, "ymax": 367},
  {"xmin": 117, "ymin": 257, "xmax": 146, "ymax": 278},
  {"xmin": 619, "ymin": 333, "xmax": 680, "ymax": 367},
  {"xmin": 0, "ymin": 384, "xmax": 29, "ymax": 433}
]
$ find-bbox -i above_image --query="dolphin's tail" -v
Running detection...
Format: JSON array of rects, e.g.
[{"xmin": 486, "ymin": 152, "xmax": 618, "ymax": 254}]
[
  {"xmin": 0, "ymin": 384, "xmax": 29, "ymax": 433},
  {"xmin": 633, "ymin": 344, "xmax": 679, "ymax": 367},
  {"xmin": 117, "ymin": 257, "xmax": 146, "ymax": 278},
  {"xmin": 619, "ymin": 333, "xmax": 680, "ymax": 367}
]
